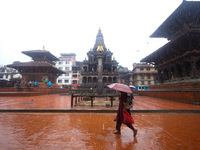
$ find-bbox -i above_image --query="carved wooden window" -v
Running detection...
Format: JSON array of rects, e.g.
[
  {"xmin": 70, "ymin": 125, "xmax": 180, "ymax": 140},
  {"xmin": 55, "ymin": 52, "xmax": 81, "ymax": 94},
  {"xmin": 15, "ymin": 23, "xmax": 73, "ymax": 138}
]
[{"xmin": 141, "ymin": 74, "xmax": 144, "ymax": 79}]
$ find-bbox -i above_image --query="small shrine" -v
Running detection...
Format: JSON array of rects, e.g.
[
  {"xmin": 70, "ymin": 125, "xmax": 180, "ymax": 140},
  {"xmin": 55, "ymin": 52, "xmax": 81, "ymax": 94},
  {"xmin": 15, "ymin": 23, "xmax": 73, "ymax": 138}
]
[{"xmin": 7, "ymin": 49, "xmax": 65, "ymax": 84}]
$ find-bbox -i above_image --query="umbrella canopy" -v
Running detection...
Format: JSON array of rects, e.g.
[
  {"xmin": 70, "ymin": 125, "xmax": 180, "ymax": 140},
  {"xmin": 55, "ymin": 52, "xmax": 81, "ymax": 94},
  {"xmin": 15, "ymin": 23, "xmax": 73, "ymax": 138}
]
[
  {"xmin": 107, "ymin": 83, "xmax": 134, "ymax": 94},
  {"xmin": 129, "ymin": 85, "xmax": 136, "ymax": 89}
]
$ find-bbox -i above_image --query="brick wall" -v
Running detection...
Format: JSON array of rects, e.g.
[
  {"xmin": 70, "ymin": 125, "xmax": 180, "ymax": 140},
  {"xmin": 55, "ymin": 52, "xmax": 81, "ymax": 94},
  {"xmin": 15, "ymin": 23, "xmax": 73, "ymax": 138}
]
[{"xmin": 138, "ymin": 81, "xmax": 200, "ymax": 105}]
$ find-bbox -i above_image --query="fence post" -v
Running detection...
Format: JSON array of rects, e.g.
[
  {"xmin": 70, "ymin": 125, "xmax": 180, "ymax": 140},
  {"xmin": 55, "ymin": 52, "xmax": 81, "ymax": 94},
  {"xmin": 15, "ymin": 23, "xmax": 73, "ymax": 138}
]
[{"xmin": 71, "ymin": 93, "xmax": 73, "ymax": 107}]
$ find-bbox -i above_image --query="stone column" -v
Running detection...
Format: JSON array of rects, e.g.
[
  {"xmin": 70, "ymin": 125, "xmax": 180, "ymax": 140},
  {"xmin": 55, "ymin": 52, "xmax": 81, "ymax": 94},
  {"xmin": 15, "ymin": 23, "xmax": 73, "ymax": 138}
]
[
  {"xmin": 158, "ymin": 69, "xmax": 161, "ymax": 84},
  {"xmin": 173, "ymin": 66, "xmax": 178, "ymax": 80},
  {"xmin": 182, "ymin": 65, "xmax": 186, "ymax": 78},
  {"xmin": 97, "ymin": 52, "xmax": 103, "ymax": 95},
  {"xmin": 191, "ymin": 60, "xmax": 197, "ymax": 78},
  {"xmin": 163, "ymin": 69, "xmax": 168, "ymax": 81},
  {"xmin": 167, "ymin": 67, "xmax": 172, "ymax": 81}
]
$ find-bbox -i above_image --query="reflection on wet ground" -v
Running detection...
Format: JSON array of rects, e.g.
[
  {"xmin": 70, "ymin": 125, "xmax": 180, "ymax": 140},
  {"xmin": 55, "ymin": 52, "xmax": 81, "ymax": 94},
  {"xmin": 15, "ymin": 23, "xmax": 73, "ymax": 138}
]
[
  {"xmin": 0, "ymin": 94, "xmax": 200, "ymax": 149},
  {"xmin": 0, "ymin": 94, "xmax": 200, "ymax": 110},
  {"xmin": 0, "ymin": 113, "xmax": 199, "ymax": 149}
]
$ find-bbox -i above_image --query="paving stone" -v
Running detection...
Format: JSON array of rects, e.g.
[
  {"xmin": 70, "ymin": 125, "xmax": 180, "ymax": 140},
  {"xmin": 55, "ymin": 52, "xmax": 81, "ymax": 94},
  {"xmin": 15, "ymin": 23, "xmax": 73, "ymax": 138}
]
[
  {"xmin": 0, "ymin": 113, "xmax": 199, "ymax": 149},
  {"xmin": 0, "ymin": 94, "xmax": 200, "ymax": 149},
  {"xmin": 0, "ymin": 94, "xmax": 200, "ymax": 110}
]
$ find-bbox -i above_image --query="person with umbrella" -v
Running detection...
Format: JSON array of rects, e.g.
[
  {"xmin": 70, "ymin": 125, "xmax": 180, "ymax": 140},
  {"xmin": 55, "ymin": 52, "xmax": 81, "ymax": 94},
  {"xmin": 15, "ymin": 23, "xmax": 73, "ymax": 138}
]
[
  {"xmin": 129, "ymin": 85, "xmax": 135, "ymax": 100},
  {"xmin": 107, "ymin": 83, "xmax": 138, "ymax": 137}
]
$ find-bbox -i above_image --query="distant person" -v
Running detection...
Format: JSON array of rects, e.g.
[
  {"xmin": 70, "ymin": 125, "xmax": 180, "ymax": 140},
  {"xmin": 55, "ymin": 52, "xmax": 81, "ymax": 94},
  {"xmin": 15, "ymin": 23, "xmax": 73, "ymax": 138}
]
[
  {"xmin": 48, "ymin": 81, "xmax": 51, "ymax": 87},
  {"xmin": 16, "ymin": 81, "xmax": 20, "ymax": 88},
  {"xmin": 129, "ymin": 86, "xmax": 135, "ymax": 100},
  {"xmin": 45, "ymin": 78, "xmax": 48, "ymax": 84},
  {"xmin": 131, "ymin": 88, "xmax": 135, "ymax": 100},
  {"xmin": 114, "ymin": 92, "xmax": 138, "ymax": 137},
  {"xmin": 25, "ymin": 81, "xmax": 28, "ymax": 87},
  {"xmin": 34, "ymin": 81, "xmax": 38, "ymax": 87},
  {"xmin": 29, "ymin": 81, "xmax": 32, "ymax": 87}
]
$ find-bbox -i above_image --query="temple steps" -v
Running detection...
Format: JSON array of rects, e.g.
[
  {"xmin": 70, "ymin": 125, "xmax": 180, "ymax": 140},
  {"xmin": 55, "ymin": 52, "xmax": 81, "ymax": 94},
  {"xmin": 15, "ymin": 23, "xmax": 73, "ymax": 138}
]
[{"xmin": 0, "ymin": 82, "xmax": 69, "ymax": 97}]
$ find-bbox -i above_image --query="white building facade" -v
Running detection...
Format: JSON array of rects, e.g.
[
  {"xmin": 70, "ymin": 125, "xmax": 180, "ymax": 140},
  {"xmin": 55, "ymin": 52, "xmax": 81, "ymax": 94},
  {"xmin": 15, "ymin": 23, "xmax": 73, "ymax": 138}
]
[
  {"xmin": 0, "ymin": 67, "xmax": 22, "ymax": 81},
  {"xmin": 56, "ymin": 53, "xmax": 76, "ymax": 86}
]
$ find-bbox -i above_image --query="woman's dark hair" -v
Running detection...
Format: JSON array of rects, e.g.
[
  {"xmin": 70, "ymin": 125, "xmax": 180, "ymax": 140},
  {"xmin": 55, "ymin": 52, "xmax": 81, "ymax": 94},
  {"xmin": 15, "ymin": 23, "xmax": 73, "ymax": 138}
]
[{"xmin": 120, "ymin": 92, "xmax": 127, "ymax": 103}]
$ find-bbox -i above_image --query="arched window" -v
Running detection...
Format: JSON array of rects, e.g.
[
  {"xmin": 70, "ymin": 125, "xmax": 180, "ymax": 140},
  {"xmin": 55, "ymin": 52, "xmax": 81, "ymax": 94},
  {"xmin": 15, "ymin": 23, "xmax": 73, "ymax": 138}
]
[
  {"xmin": 113, "ymin": 77, "xmax": 117, "ymax": 83},
  {"xmin": 83, "ymin": 66, "xmax": 87, "ymax": 72},
  {"xmin": 83, "ymin": 77, "xmax": 87, "ymax": 84},
  {"xmin": 93, "ymin": 77, "xmax": 97, "ymax": 83},
  {"xmin": 113, "ymin": 66, "xmax": 117, "ymax": 72},
  {"xmin": 107, "ymin": 56, "xmax": 111, "ymax": 62},
  {"xmin": 89, "ymin": 56, "xmax": 92, "ymax": 62},
  {"xmin": 103, "ymin": 77, "xmax": 107, "ymax": 83},
  {"xmin": 88, "ymin": 77, "xmax": 92, "ymax": 83},
  {"xmin": 108, "ymin": 77, "xmax": 112, "ymax": 83}
]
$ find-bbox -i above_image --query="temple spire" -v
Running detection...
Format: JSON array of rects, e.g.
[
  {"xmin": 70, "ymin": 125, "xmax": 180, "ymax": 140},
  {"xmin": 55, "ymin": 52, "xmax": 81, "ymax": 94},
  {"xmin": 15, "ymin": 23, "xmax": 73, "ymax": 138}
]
[
  {"xmin": 93, "ymin": 28, "xmax": 107, "ymax": 51},
  {"xmin": 97, "ymin": 41, "xmax": 104, "ymax": 51}
]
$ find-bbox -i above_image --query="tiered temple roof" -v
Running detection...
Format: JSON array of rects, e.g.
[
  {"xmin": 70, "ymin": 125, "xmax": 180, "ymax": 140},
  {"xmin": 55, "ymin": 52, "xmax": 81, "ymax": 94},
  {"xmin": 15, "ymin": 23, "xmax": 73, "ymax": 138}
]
[
  {"xmin": 7, "ymin": 50, "xmax": 65, "ymax": 83},
  {"xmin": 141, "ymin": 0, "xmax": 200, "ymax": 63},
  {"xmin": 150, "ymin": 0, "xmax": 200, "ymax": 40},
  {"xmin": 141, "ymin": 0, "xmax": 200, "ymax": 84}
]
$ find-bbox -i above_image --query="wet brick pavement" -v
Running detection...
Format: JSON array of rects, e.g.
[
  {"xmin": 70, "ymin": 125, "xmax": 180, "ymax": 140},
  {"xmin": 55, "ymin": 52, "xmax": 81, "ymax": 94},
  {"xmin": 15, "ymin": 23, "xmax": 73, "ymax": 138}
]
[
  {"xmin": 0, "ymin": 113, "xmax": 199, "ymax": 149},
  {"xmin": 0, "ymin": 94, "xmax": 200, "ymax": 149},
  {"xmin": 0, "ymin": 94, "xmax": 200, "ymax": 110}
]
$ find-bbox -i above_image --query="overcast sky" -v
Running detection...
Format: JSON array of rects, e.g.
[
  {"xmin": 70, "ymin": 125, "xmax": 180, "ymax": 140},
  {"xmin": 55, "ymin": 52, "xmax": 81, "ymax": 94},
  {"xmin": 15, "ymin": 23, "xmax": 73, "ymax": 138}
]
[{"xmin": 0, "ymin": 0, "xmax": 184, "ymax": 70}]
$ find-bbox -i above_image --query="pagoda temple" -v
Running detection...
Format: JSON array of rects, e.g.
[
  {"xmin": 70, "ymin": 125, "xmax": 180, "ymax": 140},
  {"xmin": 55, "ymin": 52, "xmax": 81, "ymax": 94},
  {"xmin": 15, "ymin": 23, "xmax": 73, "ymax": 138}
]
[
  {"xmin": 7, "ymin": 50, "xmax": 65, "ymax": 84},
  {"xmin": 140, "ymin": 0, "xmax": 200, "ymax": 104},
  {"xmin": 81, "ymin": 28, "xmax": 118, "ymax": 94}
]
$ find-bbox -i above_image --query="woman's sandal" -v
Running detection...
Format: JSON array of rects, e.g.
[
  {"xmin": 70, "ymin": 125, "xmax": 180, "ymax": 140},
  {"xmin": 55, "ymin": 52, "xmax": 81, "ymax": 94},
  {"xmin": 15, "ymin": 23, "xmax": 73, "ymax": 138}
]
[{"xmin": 114, "ymin": 130, "xmax": 121, "ymax": 134}]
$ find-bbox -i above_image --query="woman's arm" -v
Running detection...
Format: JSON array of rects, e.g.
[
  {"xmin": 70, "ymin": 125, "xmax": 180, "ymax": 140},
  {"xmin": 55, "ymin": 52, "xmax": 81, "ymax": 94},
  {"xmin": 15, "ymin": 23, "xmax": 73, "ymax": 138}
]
[{"xmin": 123, "ymin": 102, "xmax": 127, "ymax": 112}]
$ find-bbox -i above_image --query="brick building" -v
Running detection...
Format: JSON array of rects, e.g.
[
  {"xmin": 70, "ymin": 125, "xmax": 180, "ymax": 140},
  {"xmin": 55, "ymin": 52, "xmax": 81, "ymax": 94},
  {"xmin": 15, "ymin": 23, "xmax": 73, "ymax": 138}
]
[
  {"xmin": 117, "ymin": 66, "xmax": 129, "ymax": 84},
  {"xmin": 71, "ymin": 61, "xmax": 82, "ymax": 88},
  {"xmin": 128, "ymin": 63, "xmax": 157, "ymax": 86}
]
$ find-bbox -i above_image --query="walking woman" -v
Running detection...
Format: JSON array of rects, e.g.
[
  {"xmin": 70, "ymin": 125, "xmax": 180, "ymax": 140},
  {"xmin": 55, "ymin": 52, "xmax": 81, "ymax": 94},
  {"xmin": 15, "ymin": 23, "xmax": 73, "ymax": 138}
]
[{"xmin": 114, "ymin": 92, "xmax": 138, "ymax": 137}]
